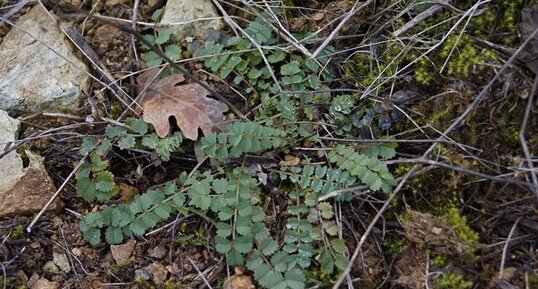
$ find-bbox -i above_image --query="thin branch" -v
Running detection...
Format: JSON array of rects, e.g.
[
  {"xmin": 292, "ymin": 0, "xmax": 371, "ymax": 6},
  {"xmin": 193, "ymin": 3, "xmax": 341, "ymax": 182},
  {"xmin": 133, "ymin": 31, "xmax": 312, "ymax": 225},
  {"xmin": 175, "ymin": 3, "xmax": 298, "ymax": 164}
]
[
  {"xmin": 519, "ymin": 75, "xmax": 538, "ymax": 199},
  {"xmin": 27, "ymin": 151, "xmax": 90, "ymax": 233},
  {"xmin": 499, "ymin": 217, "xmax": 522, "ymax": 280},
  {"xmin": 310, "ymin": 0, "xmax": 374, "ymax": 59}
]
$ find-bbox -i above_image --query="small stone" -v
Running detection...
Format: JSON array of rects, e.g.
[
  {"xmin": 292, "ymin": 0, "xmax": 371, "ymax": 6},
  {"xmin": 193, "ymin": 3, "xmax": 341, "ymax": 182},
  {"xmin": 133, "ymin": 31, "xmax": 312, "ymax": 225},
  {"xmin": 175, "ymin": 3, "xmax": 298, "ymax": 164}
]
[
  {"xmin": 30, "ymin": 278, "xmax": 60, "ymax": 289},
  {"xmin": 53, "ymin": 251, "xmax": 71, "ymax": 273},
  {"xmin": 71, "ymin": 248, "xmax": 82, "ymax": 257},
  {"xmin": 223, "ymin": 274, "xmax": 256, "ymax": 289},
  {"xmin": 110, "ymin": 240, "xmax": 136, "ymax": 263},
  {"xmin": 42, "ymin": 261, "xmax": 60, "ymax": 274},
  {"xmin": 234, "ymin": 266, "xmax": 246, "ymax": 275},
  {"xmin": 147, "ymin": 262, "xmax": 168, "ymax": 285},
  {"xmin": 27, "ymin": 273, "xmax": 40, "ymax": 287},
  {"xmin": 159, "ymin": 0, "xmax": 224, "ymax": 40},
  {"xmin": 148, "ymin": 245, "xmax": 167, "ymax": 259},
  {"xmin": 134, "ymin": 268, "xmax": 151, "ymax": 281},
  {"xmin": 166, "ymin": 264, "xmax": 181, "ymax": 274}
]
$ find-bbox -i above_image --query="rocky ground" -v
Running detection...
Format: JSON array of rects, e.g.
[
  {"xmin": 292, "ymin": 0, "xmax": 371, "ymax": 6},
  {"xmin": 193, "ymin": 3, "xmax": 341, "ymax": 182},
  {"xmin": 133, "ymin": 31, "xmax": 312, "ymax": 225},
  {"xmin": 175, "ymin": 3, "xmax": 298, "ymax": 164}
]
[{"xmin": 0, "ymin": 0, "xmax": 537, "ymax": 289}]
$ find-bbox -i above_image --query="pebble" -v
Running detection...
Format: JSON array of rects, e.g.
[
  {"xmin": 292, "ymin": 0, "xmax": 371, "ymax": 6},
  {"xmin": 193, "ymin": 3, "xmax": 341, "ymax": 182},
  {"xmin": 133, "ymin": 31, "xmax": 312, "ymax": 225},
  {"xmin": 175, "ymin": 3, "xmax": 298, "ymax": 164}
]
[
  {"xmin": 110, "ymin": 240, "xmax": 136, "ymax": 263},
  {"xmin": 52, "ymin": 251, "xmax": 71, "ymax": 273}
]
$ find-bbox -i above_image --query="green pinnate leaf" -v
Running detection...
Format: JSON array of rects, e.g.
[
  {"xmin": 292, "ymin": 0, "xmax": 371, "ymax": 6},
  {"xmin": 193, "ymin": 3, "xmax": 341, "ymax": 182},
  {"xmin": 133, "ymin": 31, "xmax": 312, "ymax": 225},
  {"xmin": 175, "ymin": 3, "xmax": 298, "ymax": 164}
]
[
  {"xmin": 95, "ymin": 139, "xmax": 111, "ymax": 156},
  {"xmin": 188, "ymin": 178, "xmax": 212, "ymax": 210},
  {"xmin": 142, "ymin": 134, "xmax": 159, "ymax": 149},
  {"xmin": 126, "ymin": 118, "xmax": 149, "ymax": 135},
  {"xmin": 80, "ymin": 136, "xmax": 98, "ymax": 155},
  {"xmin": 227, "ymin": 249, "xmax": 244, "ymax": 266},
  {"xmin": 318, "ymin": 202, "xmax": 333, "ymax": 219},
  {"xmin": 129, "ymin": 219, "xmax": 148, "ymax": 236},
  {"xmin": 156, "ymin": 132, "xmax": 183, "ymax": 161},
  {"xmin": 234, "ymin": 235, "xmax": 254, "ymax": 253},
  {"xmin": 285, "ymin": 269, "xmax": 306, "ymax": 289},
  {"xmin": 164, "ymin": 44, "xmax": 182, "ymax": 61},
  {"xmin": 142, "ymin": 51, "xmax": 163, "ymax": 67},
  {"xmin": 216, "ymin": 222, "xmax": 232, "ymax": 238},
  {"xmin": 118, "ymin": 135, "xmax": 136, "ymax": 150},
  {"xmin": 236, "ymin": 216, "xmax": 252, "ymax": 236},
  {"xmin": 215, "ymin": 237, "xmax": 232, "ymax": 253},
  {"xmin": 95, "ymin": 171, "xmax": 115, "ymax": 193},
  {"xmin": 268, "ymin": 50, "xmax": 286, "ymax": 63},
  {"xmin": 105, "ymin": 126, "xmax": 127, "ymax": 139},
  {"xmin": 259, "ymin": 238, "xmax": 278, "ymax": 256},
  {"xmin": 82, "ymin": 227, "xmax": 101, "ymax": 246},
  {"xmin": 153, "ymin": 202, "xmax": 172, "ymax": 219},
  {"xmin": 105, "ymin": 226, "xmax": 124, "ymax": 245},
  {"xmin": 155, "ymin": 28, "xmax": 173, "ymax": 44}
]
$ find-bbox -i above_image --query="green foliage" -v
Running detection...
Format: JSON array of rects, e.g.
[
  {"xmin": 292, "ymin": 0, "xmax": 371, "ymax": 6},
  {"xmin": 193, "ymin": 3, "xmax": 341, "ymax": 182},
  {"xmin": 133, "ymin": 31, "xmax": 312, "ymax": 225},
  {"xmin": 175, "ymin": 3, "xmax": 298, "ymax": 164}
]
[
  {"xmin": 194, "ymin": 16, "xmax": 333, "ymax": 131},
  {"xmin": 200, "ymin": 122, "xmax": 288, "ymax": 161},
  {"xmin": 433, "ymin": 272, "xmax": 473, "ymax": 289},
  {"xmin": 79, "ymin": 14, "xmax": 400, "ymax": 289},
  {"xmin": 79, "ymin": 181, "xmax": 185, "ymax": 245},
  {"xmin": 139, "ymin": 28, "xmax": 182, "ymax": 68},
  {"xmin": 440, "ymin": 35, "xmax": 496, "ymax": 78},
  {"xmin": 328, "ymin": 145, "xmax": 397, "ymax": 193},
  {"xmin": 75, "ymin": 118, "xmax": 183, "ymax": 203},
  {"xmin": 443, "ymin": 208, "xmax": 479, "ymax": 249}
]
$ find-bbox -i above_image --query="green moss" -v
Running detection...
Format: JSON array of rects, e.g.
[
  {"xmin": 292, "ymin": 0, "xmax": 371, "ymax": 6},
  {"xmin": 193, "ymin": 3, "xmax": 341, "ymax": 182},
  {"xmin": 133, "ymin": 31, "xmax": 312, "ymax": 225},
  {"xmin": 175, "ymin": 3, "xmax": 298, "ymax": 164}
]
[
  {"xmin": 440, "ymin": 35, "xmax": 496, "ymax": 78},
  {"xmin": 386, "ymin": 237, "xmax": 406, "ymax": 255},
  {"xmin": 433, "ymin": 272, "xmax": 473, "ymax": 289},
  {"xmin": 11, "ymin": 224, "xmax": 25, "ymax": 239},
  {"xmin": 163, "ymin": 281, "xmax": 176, "ymax": 289},
  {"xmin": 529, "ymin": 272, "xmax": 538, "ymax": 288},
  {"xmin": 431, "ymin": 255, "xmax": 447, "ymax": 267},
  {"xmin": 443, "ymin": 208, "xmax": 479, "ymax": 249},
  {"xmin": 415, "ymin": 58, "xmax": 435, "ymax": 85}
]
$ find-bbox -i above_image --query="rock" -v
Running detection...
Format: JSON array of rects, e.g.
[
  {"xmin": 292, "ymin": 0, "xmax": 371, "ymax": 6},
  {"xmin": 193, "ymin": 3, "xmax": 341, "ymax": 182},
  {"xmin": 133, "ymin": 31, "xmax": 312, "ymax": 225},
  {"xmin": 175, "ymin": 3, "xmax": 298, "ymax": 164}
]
[
  {"xmin": 52, "ymin": 251, "xmax": 71, "ymax": 273},
  {"xmin": 159, "ymin": 0, "xmax": 224, "ymax": 41},
  {"xmin": 71, "ymin": 247, "xmax": 82, "ymax": 257},
  {"xmin": 134, "ymin": 268, "xmax": 152, "ymax": 281},
  {"xmin": 110, "ymin": 239, "xmax": 136, "ymax": 263},
  {"xmin": 147, "ymin": 262, "xmax": 168, "ymax": 285},
  {"xmin": 148, "ymin": 244, "xmax": 167, "ymax": 259},
  {"xmin": 0, "ymin": 5, "xmax": 90, "ymax": 116},
  {"xmin": 223, "ymin": 274, "xmax": 256, "ymax": 289},
  {"xmin": 0, "ymin": 109, "xmax": 62, "ymax": 217},
  {"xmin": 42, "ymin": 261, "xmax": 60, "ymax": 274},
  {"xmin": 29, "ymin": 278, "xmax": 60, "ymax": 289}
]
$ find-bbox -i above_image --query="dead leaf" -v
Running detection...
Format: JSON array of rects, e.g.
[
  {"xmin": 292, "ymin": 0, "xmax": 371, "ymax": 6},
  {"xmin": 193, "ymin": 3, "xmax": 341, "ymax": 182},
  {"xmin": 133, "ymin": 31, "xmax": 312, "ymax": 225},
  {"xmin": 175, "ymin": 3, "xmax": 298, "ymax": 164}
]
[{"xmin": 136, "ymin": 69, "xmax": 228, "ymax": 140}]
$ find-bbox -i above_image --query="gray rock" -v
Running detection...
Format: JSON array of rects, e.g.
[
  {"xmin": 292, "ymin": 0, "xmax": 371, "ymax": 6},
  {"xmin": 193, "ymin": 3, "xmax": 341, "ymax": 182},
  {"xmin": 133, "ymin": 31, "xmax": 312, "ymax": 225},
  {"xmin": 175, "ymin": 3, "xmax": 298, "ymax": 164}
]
[
  {"xmin": 0, "ymin": 109, "xmax": 62, "ymax": 217},
  {"xmin": 110, "ymin": 239, "xmax": 136, "ymax": 263},
  {"xmin": 134, "ymin": 268, "xmax": 152, "ymax": 281},
  {"xmin": 160, "ymin": 0, "xmax": 224, "ymax": 41},
  {"xmin": 42, "ymin": 261, "xmax": 60, "ymax": 274},
  {"xmin": 0, "ymin": 5, "xmax": 90, "ymax": 116},
  {"xmin": 52, "ymin": 251, "xmax": 71, "ymax": 273}
]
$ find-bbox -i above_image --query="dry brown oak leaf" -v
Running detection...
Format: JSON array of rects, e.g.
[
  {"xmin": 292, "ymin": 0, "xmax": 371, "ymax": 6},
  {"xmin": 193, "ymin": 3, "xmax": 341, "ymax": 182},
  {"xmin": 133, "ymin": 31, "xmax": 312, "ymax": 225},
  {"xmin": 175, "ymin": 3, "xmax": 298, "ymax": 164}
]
[{"xmin": 136, "ymin": 69, "xmax": 228, "ymax": 140}]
